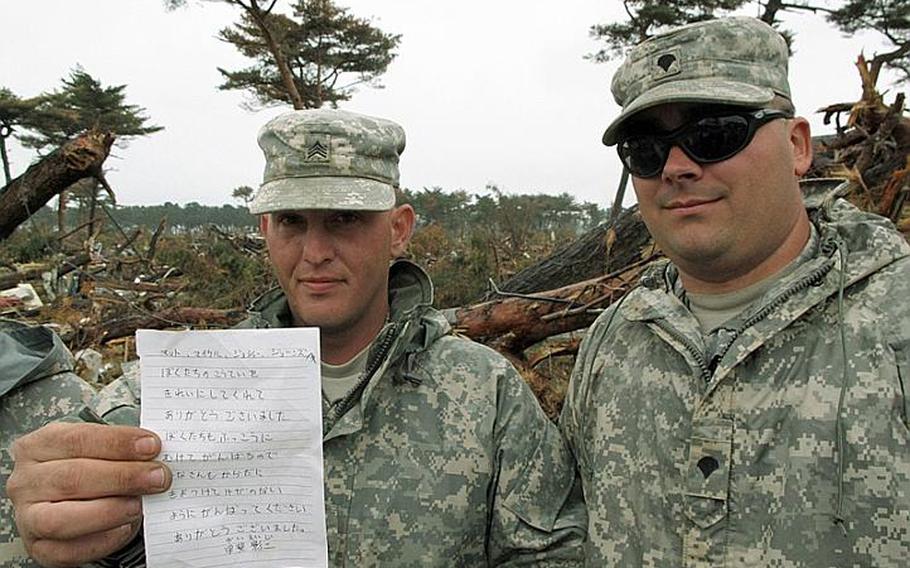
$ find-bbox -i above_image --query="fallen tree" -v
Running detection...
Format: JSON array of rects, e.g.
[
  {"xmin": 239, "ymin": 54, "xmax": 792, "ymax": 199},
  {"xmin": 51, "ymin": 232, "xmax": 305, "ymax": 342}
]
[
  {"xmin": 454, "ymin": 254, "xmax": 657, "ymax": 353},
  {"xmin": 69, "ymin": 306, "xmax": 247, "ymax": 346},
  {"xmin": 495, "ymin": 206, "xmax": 654, "ymax": 295},
  {"xmin": 0, "ymin": 129, "xmax": 114, "ymax": 240}
]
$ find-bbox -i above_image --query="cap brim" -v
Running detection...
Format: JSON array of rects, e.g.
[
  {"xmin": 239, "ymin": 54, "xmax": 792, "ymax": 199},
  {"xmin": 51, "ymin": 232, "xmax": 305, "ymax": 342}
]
[
  {"xmin": 249, "ymin": 177, "xmax": 396, "ymax": 214},
  {"xmin": 602, "ymin": 79, "xmax": 776, "ymax": 145}
]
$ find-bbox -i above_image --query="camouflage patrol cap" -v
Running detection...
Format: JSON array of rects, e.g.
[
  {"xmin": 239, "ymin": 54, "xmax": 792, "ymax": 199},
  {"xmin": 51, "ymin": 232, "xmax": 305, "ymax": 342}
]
[
  {"xmin": 602, "ymin": 17, "xmax": 791, "ymax": 145},
  {"xmin": 249, "ymin": 109, "xmax": 405, "ymax": 213}
]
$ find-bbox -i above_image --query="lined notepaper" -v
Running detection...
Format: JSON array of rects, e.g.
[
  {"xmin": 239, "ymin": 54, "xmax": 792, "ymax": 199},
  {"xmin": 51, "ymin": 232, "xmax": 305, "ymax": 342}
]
[{"xmin": 137, "ymin": 328, "xmax": 327, "ymax": 568}]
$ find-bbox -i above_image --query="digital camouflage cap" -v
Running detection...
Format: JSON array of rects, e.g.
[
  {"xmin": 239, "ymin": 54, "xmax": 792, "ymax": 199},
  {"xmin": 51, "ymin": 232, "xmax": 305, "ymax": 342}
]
[
  {"xmin": 602, "ymin": 16, "xmax": 791, "ymax": 145},
  {"xmin": 249, "ymin": 109, "xmax": 406, "ymax": 213}
]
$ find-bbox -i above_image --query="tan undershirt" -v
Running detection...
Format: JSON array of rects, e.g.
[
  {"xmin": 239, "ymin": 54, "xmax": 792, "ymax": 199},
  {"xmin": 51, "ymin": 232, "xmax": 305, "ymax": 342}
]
[
  {"xmin": 321, "ymin": 342, "xmax": 371, "ymax": 404},
  {"xmin": 687, "ymin": 225, "xmax": 818, "ymax": 333}
]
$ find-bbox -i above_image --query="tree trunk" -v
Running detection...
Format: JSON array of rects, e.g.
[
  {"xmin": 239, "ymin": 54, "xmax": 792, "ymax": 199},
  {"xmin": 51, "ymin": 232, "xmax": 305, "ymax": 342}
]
[
  {"xmin": 494, "ymin": 206, "xmax": 655, "ymax": 295},
  {"xmin": 57, "ymin": 190, "xmax": 67, "ymax": 233},
  {"xmin": 76, "ymin": 306, "xmax": 247, "ymax": 345},
  {"xmin": 245, "ymin": 1, "xmax": 306, "ymax": 110},
  {"xmin": 88, "ymin": 184, "xmax": 98, "ymax": 238},
  {"xmin": 0, "ymin": 130, "xmax": 113, "ymax": 240},
  {"xmin": 0, "ymin": 133, "xmax": 11, "ymax": 186},
  {"xmin": 452, "ymin": 256, "xmax": 658, "ymax": 354}
]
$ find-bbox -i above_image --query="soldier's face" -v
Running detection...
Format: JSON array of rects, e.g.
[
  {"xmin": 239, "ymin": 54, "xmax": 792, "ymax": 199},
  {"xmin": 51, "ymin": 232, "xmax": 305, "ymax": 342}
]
[
  {"xmin": 261, "ymin": 206, "xmax": 414, "ymax": 360},
  {"xmin": 627, "ymin": 103, "xmax": 813, "ymax": 290}
]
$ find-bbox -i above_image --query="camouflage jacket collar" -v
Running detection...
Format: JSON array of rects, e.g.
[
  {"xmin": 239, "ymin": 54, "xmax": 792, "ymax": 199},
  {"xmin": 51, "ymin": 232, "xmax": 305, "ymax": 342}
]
[
  {"xmin": 623, "ymin": 196, "xmax": 910, "ymax": 388},
  {"xmin": 239, "ymin": 259, "xmax": 451, "ymax": 438},
  {"xmin": 812, "ymin": 194, "xmax": 910, "ymax": 286},
  {"xmin": 631, "ymin": 195, "xmax": 910, "ymax": 321},
  {"xmin": 0, "ymin": 319, "xmax": 76, "ymax": 397}
]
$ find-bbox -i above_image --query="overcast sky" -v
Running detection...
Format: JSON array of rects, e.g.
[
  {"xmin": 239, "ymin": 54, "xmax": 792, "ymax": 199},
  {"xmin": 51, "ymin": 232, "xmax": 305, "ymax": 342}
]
[{"xmin": 2, "ymin": 1, "xmax": 903, "ymax": 209}]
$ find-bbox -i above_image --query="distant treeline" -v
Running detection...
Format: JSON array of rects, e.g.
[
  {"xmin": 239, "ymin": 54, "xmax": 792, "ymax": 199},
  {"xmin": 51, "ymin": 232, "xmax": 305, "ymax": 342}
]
[
  {"xmin": 27, "ymin": 187, "xmax": 609, "ymax": 236},
  {"xmin": 401, "ymin": 187, "xmax": 608, "ymax": 238},
  {"xmin": 111, "ymin": 202, "xmax": 257, "ymax": 230},
  {"xmin": 20, "ymin": 202, "xmax": 257, "ymax": 231}
]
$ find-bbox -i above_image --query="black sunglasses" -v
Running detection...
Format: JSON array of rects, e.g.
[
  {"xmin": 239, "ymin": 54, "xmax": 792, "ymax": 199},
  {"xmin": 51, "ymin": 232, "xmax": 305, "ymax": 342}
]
[{"xmin": 617, "ymin": 108, "xmax": 792, "ymax": 178}]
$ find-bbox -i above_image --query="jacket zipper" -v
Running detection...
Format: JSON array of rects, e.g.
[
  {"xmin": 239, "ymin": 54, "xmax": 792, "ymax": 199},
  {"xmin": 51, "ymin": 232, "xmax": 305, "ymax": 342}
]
[
  {"xmin": 323, "ymin": 322, "xmax": 401, "ymax": 431},
  {"xmin": 654, "ymin": 240, "xmax": 837, "ymax": 382},
  {"xmin": 710, "ymin": 253, "xmax": 836, "ymax": 371},
  {"xmin": 653, "ymin": 320, "xmax": 713, "ymax": 382}
]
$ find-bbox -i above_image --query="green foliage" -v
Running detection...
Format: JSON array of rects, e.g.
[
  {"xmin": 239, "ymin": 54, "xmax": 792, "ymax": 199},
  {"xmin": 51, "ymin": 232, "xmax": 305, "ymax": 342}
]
[
  {"xmin": 232, "ymin": 185, "xmax": 255, "ymax": 204},
  {"xmin": 155, "ymin": 233, "xmax": 272, "ymax": 309},
  {"xmin": 0, "ymin": 89, "xmax": 33, "ymax": 183},
  {"xmin": 16, "ymin": 66, "xmax": 162, "ymax": 152},
  {"xmin": 409, "ymin": 224, "xmax": 494, "ymax": 308},
  {"xmin": 827, "ymin": 0, "xmax": 910, "ymax": 83},
  {"xmin": 2, "ymin": 202, "xmax": 255, "ymax": 237},
  {"xmin": 402, "ymin": 186, "xmax": 608, "ymax": 307},
  {"xmin": 217, "ymin": 0, "xmax": 400, "ymax": 108},
  {"xmin": 7, "ymin": 188, "xmax": 605, "ymax": 310},
  {"xmin": 401, "ymin": 186, "xmax": 603, "ymax": 237},
  {"xmin": 2, "ymin": 229, "xmax": 57, "ymax": 264},
  {"xmin": 110, "ymin": 202, "xmax": 257, "ymax": 230},
  {"xmin": 0, "ymin": 88, "xmax": 41, "ymax": 140},
  {"xmin": 104, "ymin": 191, "xmax": 604, "ymax": 308},
  {"xmin": 0, "ymin": 88, "xmax": 63, "ymax": 183},
  {"xmin": 2, "ymin": 69, "xmax": 160, "ymax": 234}
]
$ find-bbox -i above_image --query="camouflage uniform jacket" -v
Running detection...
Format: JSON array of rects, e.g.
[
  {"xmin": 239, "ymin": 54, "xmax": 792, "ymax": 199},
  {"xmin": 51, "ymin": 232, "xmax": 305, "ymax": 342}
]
[
  {"xmin": 94, "ymin": 259, "xmax": 586, "ymax": 567},
  {"xmin": 561, "ymin": 196, "xmax": 910, "ymax": 567},
  {"xmin": 0, "ymin": 320, "xmax": 95, "ymax": 567}
]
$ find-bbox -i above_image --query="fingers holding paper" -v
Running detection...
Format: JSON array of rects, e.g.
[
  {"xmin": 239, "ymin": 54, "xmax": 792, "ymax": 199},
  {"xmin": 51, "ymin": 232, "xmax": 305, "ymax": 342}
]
[{"xmin": 6, "ymin": 422, "xmax": 171, "ymax": 566}]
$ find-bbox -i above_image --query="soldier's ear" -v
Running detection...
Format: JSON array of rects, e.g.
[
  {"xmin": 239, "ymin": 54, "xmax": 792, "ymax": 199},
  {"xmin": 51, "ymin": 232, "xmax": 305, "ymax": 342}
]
[
  {"xmin": 389, "ymin": 205, "xmax": 415, "ymax": 258},
  {"xmin": 789, "ymin": 117, "xmax": 813, "ymax": 176},
  {"xmin": 259, "ymin": 214, "xmax": 270, "ymax": 235}
]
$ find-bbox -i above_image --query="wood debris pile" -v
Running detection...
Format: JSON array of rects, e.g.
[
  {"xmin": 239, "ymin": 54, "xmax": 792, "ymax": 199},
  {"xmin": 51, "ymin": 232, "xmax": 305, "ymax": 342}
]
[
  {"xmin": 812, "ymin": 55, "xmax": 910, "ymax": 233},
  {"xmin": 0, "ymin": 224, "xmax": 268, "ymax": 385}
]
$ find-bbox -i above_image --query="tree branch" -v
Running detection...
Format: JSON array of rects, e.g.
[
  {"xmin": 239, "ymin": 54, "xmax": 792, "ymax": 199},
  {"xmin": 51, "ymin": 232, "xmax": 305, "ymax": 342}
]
[{"xmin": 0, "ymin": 130, "xmax": 114, "ymax": 240}]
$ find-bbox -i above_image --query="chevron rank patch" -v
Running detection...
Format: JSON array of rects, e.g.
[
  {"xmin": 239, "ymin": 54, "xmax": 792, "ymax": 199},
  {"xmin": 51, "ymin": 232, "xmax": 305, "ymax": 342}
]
[{"xmin": 304, "ymin": 135, "xmax": 330, "ymax": 162}]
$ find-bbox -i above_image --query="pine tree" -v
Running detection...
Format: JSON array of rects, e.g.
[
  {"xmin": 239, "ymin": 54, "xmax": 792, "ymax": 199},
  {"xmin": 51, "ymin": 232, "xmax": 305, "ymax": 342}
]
[
  {"xmin": 587, "ymin": 0, "xmax": 748, "ymax": 63},
  {"xmin": 0, "ymin": 88, "xmax": 42, "ymax": 185},
  {"xmin": 18, "ymin": 66, "xmax": 161, "ymax": 151},
  {"xmin": 217, "ymin": 0, "xmax": 401, "ymax": 109},
  {"xmin": 827, "ymin": 0, "xmax": 910, "ymax": 84},
  {"xmin": 17, "ymin": 66, "xmax": 162, "ymax": 232}
]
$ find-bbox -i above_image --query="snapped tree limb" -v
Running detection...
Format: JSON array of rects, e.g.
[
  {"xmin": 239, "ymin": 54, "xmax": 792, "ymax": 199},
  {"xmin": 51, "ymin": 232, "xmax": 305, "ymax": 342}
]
[{"xmin": 0, "ymin": 129, "xmax": 114, "ymax": 240}]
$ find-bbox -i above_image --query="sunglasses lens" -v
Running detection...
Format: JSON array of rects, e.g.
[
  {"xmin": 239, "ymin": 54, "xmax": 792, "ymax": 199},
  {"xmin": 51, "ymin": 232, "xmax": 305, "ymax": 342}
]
[
  {"xmin": 617, "ymin": 109, "xmax": 787, "ymax": 178},
  {"xmin": 618, "ymin": 137, "xmax": 666, "ymax": 178},
  {"xmin": 682, "ymin": 115, "xmax": 751, "ymax": 162}
]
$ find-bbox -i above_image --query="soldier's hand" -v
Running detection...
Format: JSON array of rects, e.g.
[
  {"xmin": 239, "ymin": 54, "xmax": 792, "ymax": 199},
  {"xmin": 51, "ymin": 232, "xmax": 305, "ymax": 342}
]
[{"xmin": 6, "ymin": 422, "xmax": 171, "ymax": 567}]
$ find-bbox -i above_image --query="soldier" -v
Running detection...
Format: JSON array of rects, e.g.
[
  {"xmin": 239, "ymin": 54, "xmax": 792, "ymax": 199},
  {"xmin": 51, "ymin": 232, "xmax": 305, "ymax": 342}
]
[
  {"xmin": 0, "ymin": 320, "xmax": 95, "ymax": 567},
  {"xmin": 8, "ymin": 109, "xmax": 586, "ymax": 567},
  {"xmin": 560, "ymin": 16, "xmax": 910, "ymax": 567}
]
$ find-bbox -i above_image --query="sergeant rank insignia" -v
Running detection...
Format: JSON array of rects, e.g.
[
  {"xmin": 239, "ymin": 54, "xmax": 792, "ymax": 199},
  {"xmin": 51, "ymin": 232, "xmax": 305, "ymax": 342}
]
[{"xmin": 304, "ymin": 135, "xmax": 330, "ymax": 162}]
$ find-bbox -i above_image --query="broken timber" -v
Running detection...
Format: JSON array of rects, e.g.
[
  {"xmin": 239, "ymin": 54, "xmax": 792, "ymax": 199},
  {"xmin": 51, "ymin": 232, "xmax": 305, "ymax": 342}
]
[{"xmin": 0, "ymin": 130, "xmax": 114, "ymax": 240}]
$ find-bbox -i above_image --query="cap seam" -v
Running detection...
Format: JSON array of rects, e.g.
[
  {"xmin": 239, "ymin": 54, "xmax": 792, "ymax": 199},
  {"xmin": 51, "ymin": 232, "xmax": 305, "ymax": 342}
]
[{"xmin": 263, "ymin": 174, "xmax": 394, "ymax": 184}]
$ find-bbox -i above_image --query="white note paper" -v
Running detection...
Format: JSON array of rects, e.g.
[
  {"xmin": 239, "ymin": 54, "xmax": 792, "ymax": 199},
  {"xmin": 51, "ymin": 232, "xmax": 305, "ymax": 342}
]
[{"xmin": 137, "ymin": 328, "xmax": 327, "ymax": 568}]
